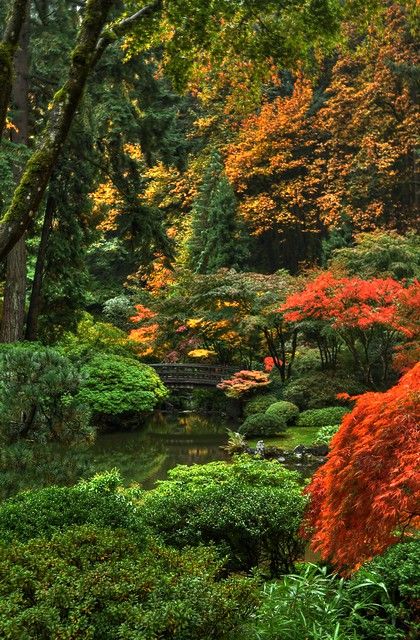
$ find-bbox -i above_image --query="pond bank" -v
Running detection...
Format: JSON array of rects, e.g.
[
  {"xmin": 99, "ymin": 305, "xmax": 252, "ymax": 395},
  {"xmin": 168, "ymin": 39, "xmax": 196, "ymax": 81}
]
[{"xmin": 90, "ymin": 412, "xmax": 321, "ymax": 488}]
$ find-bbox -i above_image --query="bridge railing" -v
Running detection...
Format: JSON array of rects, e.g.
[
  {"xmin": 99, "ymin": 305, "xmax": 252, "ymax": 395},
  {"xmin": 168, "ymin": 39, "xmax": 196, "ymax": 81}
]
[{"xmin": 150, "ymin": 363, "xmax": 240, "ymax": 387}]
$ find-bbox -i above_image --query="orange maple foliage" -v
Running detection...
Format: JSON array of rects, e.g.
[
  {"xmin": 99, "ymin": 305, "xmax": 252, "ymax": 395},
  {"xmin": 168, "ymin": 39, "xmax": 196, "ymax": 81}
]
[
  {"xmin": 281, "ymin": 272, "xmax": 409, "ymax": 333},
  {"xmin": 128, "ymin": 304, "xmax": 159, "ymax": 356},
  {"xmin": 225, "ymin": 74, "xmax": 317, "ymax": 236},
  {"xmin": 304, "ymin": 363, "xmax": 420, "ymax": 574}
]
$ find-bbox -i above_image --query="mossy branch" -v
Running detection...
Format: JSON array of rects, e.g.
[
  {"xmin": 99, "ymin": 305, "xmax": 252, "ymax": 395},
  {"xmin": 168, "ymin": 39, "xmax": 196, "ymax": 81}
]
[
  {"xmin": 0, "ymin": 0, "xmax": 163, "ymax": 261},
  {"xmin": 0, "ymin": 0, "xmax": 30, "ymax": 138}
]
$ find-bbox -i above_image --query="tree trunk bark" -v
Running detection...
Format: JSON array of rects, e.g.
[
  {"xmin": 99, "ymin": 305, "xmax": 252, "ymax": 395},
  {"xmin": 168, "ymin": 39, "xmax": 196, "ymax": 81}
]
[
  {"xmin": 25, "ymin": 192, "xmax": 55, "ymax": 340},
  {"xmin": 1, "ymin": 237, "xmax": 26, "ymax": 341},
  {"xmin": 1, "ymin": 15, "xmax": 29, "ymax": 342},
  {"xmin": 0, "ymin": 0, "xmax": 30, "ymax": 138}
]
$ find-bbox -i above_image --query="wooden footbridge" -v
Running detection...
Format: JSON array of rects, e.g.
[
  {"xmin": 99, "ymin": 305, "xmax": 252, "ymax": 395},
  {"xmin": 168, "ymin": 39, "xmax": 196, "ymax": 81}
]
[{"xmin": 150, "ymin": 363, "xmax": 239, "ymax": 389}]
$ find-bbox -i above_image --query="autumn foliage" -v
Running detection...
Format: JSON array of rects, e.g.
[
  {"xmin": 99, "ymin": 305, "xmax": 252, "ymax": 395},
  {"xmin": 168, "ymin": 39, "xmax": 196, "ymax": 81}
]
[
  {"xmin": 217, "ymin": 370, "xmax": 271, "ymax": 399},
  {"xmin": 304, "ymin": 363, "xmax": 420, "ymax": 574}
]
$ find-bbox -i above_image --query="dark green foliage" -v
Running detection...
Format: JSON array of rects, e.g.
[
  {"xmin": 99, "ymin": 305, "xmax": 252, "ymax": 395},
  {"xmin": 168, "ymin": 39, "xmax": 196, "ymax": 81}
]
[
  {"xmin": 330, "ymin": 231, "xmax": 420, "ymax": 281},
  {"xmin": 0, "ymin": 343, "xmax": 92, "ymax": 445},
  {"xmin": 265, "ymin": 401, "xmax": 299, "ymax": 425},
  {"xmin": 348, "ymin": 541, "xmax": 420, "ymax": 640},
  {"xmin": 141, "ymin": 456, "xmax": 307, "ymax": 576},
  {"xmin": 297, "ymin": 406, "xmax": 349, "ymax": 428},
  {"xmin": 0, "ymin": 470, "xmax": 143, "ymax": 544},
  {"xmin": 283, "ymin": 373, "xmax": 365, "ymax": 410},
  {"xmin": 78, "ymin": 353, "xmax": 167, "ymax": 417},
  {"xmin": 188, "ymin": 151, "xmax": 249, "ymax": 273},
  {"xmin": 189, "ymin": 386, "xmax": 230, "ymax": 414},
  {"xmin": 0, "ymin": 525, "xmax": 258, "ymax": 640},
  {"xmin": 244, "ymin": 394, "xmax": 279, "ymax": 416},
  {"xmin": 239, "ymin": 412, "xmax": 286, "ymax": 436}
]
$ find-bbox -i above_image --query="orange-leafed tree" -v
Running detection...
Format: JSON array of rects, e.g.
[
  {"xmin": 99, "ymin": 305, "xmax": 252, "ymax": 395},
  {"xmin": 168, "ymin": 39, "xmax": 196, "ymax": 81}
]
[
  {"xmin": 304, "ymin": 363, "xmax": 420, "ymax": 574},
  {"xmin": 313, "ymin": 4, "xmax": 419, "ymax": 233},
  {"xmin": 225, "ymin": 75, "xmax": 320, "ymax": 269}
]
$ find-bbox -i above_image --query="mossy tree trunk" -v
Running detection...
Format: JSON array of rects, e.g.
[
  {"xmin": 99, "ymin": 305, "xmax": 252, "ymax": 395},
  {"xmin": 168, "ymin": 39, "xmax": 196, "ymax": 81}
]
[
  {"xmin": 0, "ymin": 0, "xmax": 162, "ymax": 262},
  {"xmin": 1, "ymin": 14, "xmax": 29, "ymax": 342},
  {"xmin": 0, "ymin": 0, "xmax": 30, "ymax": 138}
]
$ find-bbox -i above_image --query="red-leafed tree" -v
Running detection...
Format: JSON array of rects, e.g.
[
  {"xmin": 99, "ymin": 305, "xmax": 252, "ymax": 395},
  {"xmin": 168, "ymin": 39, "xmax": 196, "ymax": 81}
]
[
  {"xmin": 303, "ymin": 362, "xmax": 420, "ymax": 574},
  {"xmin": 281, "ymin": 272, "xmax": 417, "ymax": 386}
]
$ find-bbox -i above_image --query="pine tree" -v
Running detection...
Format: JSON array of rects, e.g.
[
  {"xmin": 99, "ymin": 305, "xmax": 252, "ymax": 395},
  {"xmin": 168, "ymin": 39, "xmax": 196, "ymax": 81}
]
[{"xmin": 188, "ymin": 152, "xmax": 248, "ymax": 273}]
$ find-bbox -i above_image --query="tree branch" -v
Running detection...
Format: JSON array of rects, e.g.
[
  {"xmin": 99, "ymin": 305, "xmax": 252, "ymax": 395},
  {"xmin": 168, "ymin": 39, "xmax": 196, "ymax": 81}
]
[{"xmin": 0, "ymin": 0, "xmax": 163, "ymax": 261}]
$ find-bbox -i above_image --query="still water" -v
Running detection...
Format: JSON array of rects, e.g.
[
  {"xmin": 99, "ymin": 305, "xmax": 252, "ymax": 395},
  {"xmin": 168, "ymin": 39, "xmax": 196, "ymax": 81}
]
[{"xmin": 91, "ymin": 412, "xmax": 231, "ymax": 489}]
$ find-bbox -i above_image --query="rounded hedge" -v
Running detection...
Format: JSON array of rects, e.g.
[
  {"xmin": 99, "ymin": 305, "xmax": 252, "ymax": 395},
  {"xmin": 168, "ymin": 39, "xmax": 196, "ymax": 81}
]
[
  {"xmin": 244, "ymin": 394, "xmax": 278, "ymax": 417},
  {"xmin": 78, "ymin": 353, "xmax": 167, "ymax": 416},
  {"xmin": 265, "ymin": 401, "xmax": 299, "ymax": 425},
  {"xmin": 239, "ymin": 412, "xmax": 285, "ymax": 437},
  {"xmin": 141, "ymin": 456, "xmax": 307, "ymax": 576},
  {"xmin": 297, "ymin": 406, "xmax": 349, "ymax": 429}
]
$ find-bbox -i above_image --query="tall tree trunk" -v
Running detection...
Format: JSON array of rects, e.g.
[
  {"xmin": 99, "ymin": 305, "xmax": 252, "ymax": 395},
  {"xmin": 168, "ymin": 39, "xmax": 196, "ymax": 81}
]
[
  {"xmin": 1, "ymin": 15, "xmax": 29, "ymax": 342},
  {"xmin": 25, "ymin": 191, "xmax": 55, "ymax": 340},
  {"xmin": 0, "ymin": 0, "xmax": 30, "ymax": 138}
]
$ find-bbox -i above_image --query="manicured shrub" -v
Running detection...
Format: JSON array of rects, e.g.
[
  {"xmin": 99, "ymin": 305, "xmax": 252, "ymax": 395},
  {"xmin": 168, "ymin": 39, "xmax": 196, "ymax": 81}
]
[
  {"xmin": 244, "ymin": 394, "xmax": 278, "ymax": 416},
  {"xmin": 0, "ymin": 526, "xmax": 259, "ymax": 640},
  {"xmin": 141, "ymin": 456, "xmax": 307, "ymax": 576},
  {"xmin": 239, "ymin": 412, "xmax": 286, "ymax": 436},
  {"xmin": 297, "ymin": 406, "xmax": 349, "ymax": 428},
  {"xmin": 0, "ymin": 343, "xmax": 92, "ymax": 446},
  {"xmin": 282, "ymin": 373, "xmax": 365, "ymax": 410},
  {"xmin": 78, "ymin": 353, "xmax": 167, "ymax": 417},
  {"xmin": 265, "ymin": 401, "xmax": 299, "ymax": 425},
  {"xmin": 348, "ymin": 541, "xmax": 420, "ymax": 640},
  {"xmin": 313, "ymin": 424, "xmax": 340, "ymax": 447},
  {"xmin": 0, "ymin": 471, "xmax": 143, "ymax": 544}
]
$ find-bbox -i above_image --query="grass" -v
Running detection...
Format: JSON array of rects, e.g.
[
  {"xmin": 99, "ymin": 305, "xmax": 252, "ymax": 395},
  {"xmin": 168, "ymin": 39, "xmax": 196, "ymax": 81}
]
[{"xmin": 248, "ymin": 426, "xmax": 319, "ymax": 449}]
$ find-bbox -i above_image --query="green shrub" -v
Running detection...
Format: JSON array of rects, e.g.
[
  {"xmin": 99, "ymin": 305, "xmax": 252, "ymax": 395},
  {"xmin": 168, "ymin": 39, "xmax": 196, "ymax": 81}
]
[
  {"xmin": 244, "ymin": 394, "xmax": 278, "ymax": 416},
  {"xmin": 297, "ymin": 406, "xmax": 349, "ymax": 428},
  {"xmin": 239, "ymin": 412, "xmax": 286, "ymax": 436},
  {"xmin": 0, "ymin": 343, "xmax": 92, "ymax": 446},
  {"xmin": 141, "ymin": 456, "xmax": 307, "ymax": 576},
  {"xmin": 265, "ymin": 401, "xmax": 299, "ymax": 425},
  {"xmin": 0, "ymin": 471, "xmax": 143, "ymax": 544},
  {"xmin": 58, "ymin": 312, "xmax": 137, "ymax": 361},
  {"xmin": 0, "ymin": 526, "xmax": 258, "ymax": 640},
  {"xmin": 78, "ymin": 353, "xmax": 167, "ymax": 417},
  {"xmin": 348, "ymin": 541, "xmax": 420, "ymax": 640},
  {"xmin": 283, "ymin": 373, "xmax": 365, "ymax": 410},
  {"xmin": 313, "ymin": 424, "xmax": 340, "ymax": 446}
]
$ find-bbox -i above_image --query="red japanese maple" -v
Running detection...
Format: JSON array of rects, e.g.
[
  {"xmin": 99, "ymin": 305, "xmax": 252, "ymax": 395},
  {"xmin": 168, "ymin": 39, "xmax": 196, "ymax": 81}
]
[{"xmin": 303, "ymin": 363, "xmax": 420, "ymax": 574}]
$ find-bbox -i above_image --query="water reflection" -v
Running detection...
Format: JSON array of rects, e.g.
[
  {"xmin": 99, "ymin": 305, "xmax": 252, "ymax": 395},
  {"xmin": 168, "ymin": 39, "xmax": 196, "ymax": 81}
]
[{"xmin": 92, "ymin": 412, "xmax": 230, "ymax": 489}]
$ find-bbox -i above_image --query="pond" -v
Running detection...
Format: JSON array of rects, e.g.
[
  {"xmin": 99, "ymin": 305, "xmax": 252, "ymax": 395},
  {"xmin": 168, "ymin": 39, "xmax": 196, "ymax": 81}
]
[
  {"xmin": 91, "ymin": 412, "xmax": 231, "ymax": 488},
  {"xmin": 90, "ymin": 412, "xmax": 321, "ymax": 488}
]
